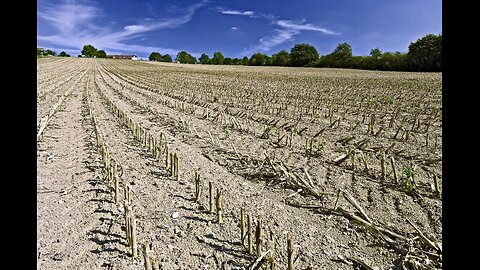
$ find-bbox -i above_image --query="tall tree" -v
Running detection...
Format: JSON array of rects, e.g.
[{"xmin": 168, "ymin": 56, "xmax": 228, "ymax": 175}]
[
  {"xmin": 241, "ymin": 56, "xmax": 249, "ymax": 65},
  {"xmin": 212, "ymin": 52, "xmax": 224, "ymax": 65},
  {"xmin": 148, "ymin": 52, "xmax": 163, "ymax": 62},
  {"xmin": 149, "ymin": 52, "xmax": 163, "ymax": 61},
  {"xmin": 96, "ymin": 50, "xmax": 107, "ymax": 58},
  {"xmin": 249, "ymin": 53, "xmax": 269, "ymax": 66},
  {"xmin": 331, "ymin": 42, "xmax": 352, "ymax": 59},
  {"xmin": 369, "ymin": 48, "xmax": 382, "ymax": 59},
  {"xmin": 271, "ymin": 50, "xmax": 291, "ymax": 66},
  {"xmin": 365, "ymin": 48, "xmax": 382, "ymax": 70},
  {"xmin": 175, "ymin": 51, "xmax": 196, "ymax": 64},
  {"xmin": 81, "ymin": 44, "xmax": 98, "ymax": 58},
  {"xmin": 331, "ymin": 42, "xmax": 353, "ymax": 68},
  {"xmin": 44, "ymin": 49, "xmax": 56, "ymax": 56},
  {"xmin": 290, "ymin": 43, "xmax": 319, "ymax": 66},
  {"xmin": 407, "ymin": 34, "xmax": 442, "ymax": 71},
  {"xmin": 58, "ymin": 51, "xmax": 70, "ymax": 57},
  {"xmin": 163, "ymin": 54, "xmax": 173, "ymax": 62},
  {"xmin": 199, "ymin": 53, "xmax": 210, "ymax": 64}
]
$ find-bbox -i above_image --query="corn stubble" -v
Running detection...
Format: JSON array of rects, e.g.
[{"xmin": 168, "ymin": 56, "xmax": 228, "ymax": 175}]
[{"xmin": 39, "ymin": 59, "xmax": 441, "ymax": 269}]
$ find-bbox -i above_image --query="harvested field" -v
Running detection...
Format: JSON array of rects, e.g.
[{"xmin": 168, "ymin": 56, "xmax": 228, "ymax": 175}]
[{"xmin": 37, "ymin": 58, "xmax": 442, "ymax": 269}]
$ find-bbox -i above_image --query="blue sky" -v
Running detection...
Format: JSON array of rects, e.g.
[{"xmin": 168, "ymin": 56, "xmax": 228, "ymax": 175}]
[{"xmin": 37, "ymin": 0, "xmax": 442, "ymax": 59}]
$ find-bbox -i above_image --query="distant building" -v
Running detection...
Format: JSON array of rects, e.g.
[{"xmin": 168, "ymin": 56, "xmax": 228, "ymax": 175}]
[{"xmin": 107, "ymin": 54, "xmax": 138, "ymax": 60}]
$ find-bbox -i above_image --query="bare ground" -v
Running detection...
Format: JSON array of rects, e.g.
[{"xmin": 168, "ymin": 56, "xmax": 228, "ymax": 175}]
[{"xmin": 37, "ymin": 58, "xmax": 442, "ymax": 270}]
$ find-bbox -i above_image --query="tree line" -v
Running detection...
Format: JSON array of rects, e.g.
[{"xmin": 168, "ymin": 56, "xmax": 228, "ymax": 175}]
[
  {"xmin": 38, "ymin": 33, "xmax": 441, "ymax": 72},
  {"xmin": 38, "ymin": 45, "xmax": 109, "ymax": 58},
  {"xmin": 150, "ymin": 33, "xmax": 441, "ymax": 72},
  {"xmin": 37, "ymin": 49, "xmax": 59, "ymax": 57}
]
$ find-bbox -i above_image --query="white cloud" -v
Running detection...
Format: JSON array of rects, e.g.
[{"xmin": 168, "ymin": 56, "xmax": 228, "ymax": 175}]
[
  {"xmin": 216, "ymin": 6, "xmax": 339, "ymax": 55},
  {"xmin": 124, "ymin": 25, "xmax": 148, "ymax": 33},
  {"xmin": 243, "ymin": 19, "xmax": 339, "ymax": 55},
  {"xmin": 243, "ymin": 28, "xmax": 299, "ymax": 55},
  {"xmin": 37, "ymin": 1, "xmax": 205, "ymax": 57},
  {"xmin": 276, "ymin": 20, "xmax": 340, "ymax": 35},
  {"xmin": 217, "ymin": 6, "xmax": 277, "ymax": 20},
  {"xmin": 220, "ymin": 10, "xmax": 254, "ymax": 16},
  {"xmin": 231, "ymin": 26, "xmax": 239, "ymax": 30},
  {"xmin": 38, "ymin": 3, "xmax": 101, "ymax": 34}
]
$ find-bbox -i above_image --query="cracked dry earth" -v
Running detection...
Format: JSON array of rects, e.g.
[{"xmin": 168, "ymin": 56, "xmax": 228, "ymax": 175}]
[{"xmin": 37, "ymin": 58, "xmax": 442, "ymax": 269}]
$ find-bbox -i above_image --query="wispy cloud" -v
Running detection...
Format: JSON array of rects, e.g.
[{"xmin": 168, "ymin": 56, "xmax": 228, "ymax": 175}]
[
  {"xmin": 217, "ymin": 7, "xmax": 276, "ymax": 20},
  {"xmin": 38, "ymin": 2, "xmax": 102, "ymax": 35},
  {"xmin": 276, "ymin": 20, "xmax": 340, "ymax": 35},
  {"xmin": 37, "ymin": 0, "xmax": 206, "ymax": 57},
  {"xmin": 231, "ymin": 26, "xmax": 240, "ymax": 31},
  {"xmin": 219, "ymin": 9, "xmax": 254, "ymax": 16},
  {"xmin": 243, "ymin": 19, "xmax": 339, "ymax": 55},
  {"xmin": 243, "ymin": 29, "xmax": 298, "ymax": 55},
  {"xmin": 214, "ymin": 5, "xmax": 338, "ymax": 55}
]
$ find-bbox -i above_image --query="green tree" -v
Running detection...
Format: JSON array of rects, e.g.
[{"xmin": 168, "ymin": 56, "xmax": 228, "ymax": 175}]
[
  {"xmin": 163, "ymin": 54, "xmax": 173, "ymax": 62},
  {"xmin": 232, "ymin": 58, "xmax": 242, "ymax": 65},
  {"xmin": 316, "ymin": 54, "xmax": 329, "ymax": 67},
  {"xmin": 249, "ymin": 53, "xmax": 269, "ymax": 66},
  {"xmin": 149, "ymin": 52, "xmax": 163, "ymax": 61},
  {"xmin": 364, "ymin": 48, "xmax": 382, "ymax": 70},
  {"xmin": 315, "ymin": 43, "xmax": 353, "ymax": 68},
  {"xmin": 44, "ymin": 49, "xmax": 56, "ymax": 56},
  {"xmin": 349, "ymin": 56, "xmax": 365, "ymax": 69},
  {"xmin": 241, "ymin": 56, "xmax": 249, "ymax": 65},
  {"xmin": 198, "ymin": 53, "xmax": 210, "ymax": 64},
  {"xmin": 271, "ymin": 50, "xmax": 291, "ymax": 66},
  {"xmin": 223, "ymin": 57, "xmax": 233, "ymax": 65},
  {"xmin": 175, "ymin": 51, "xmax": 196, "ymax": 64},
  {"xmin": 81, "ymin": 44, "xmax": 98, "ymax": 58},
  {"xmin": 369, "ymin": 48, "xmax": 382, "ymax": 59},
  {"xmin": 377, "ymin": 52, "xmax": 395, "ymax": 70},
  {"xmin": 331, "ymin": 42, "xmax": 353, "ymax": 68},
  {"xmin": 265, "ymin": 56, "xmax": 272, "ymax": 66},
  {"xmin": 96, "ymin": 50, "xmax": 107, "ymax": 58},
  {"xmin": 290, "ymin": 43, "xmax": 319, "ymax": 66},
  {"xmin": 212, "ymin": 51, "xmax": 224, "ymax": 65},
  {"xmin": 149, "ymin": 52, "xmax": 155, "ymax": 61},
  {"xmin": 58, "ymin": 51, "xmax": 70, "ymax": 57},
  {"xmin": 407, "ymin": 34, "xmax": 442, "ymax": 71},
  {"xmin": 332, "ymin": 42, "xmax": 352, "ymax": 59},
  {"xmin": 315, "ymin": 54, "xmax": 334, "ymax": 68},
  {"xmin": 392, "ymin": 52, "xmax": 409, "ymax": 71}
]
